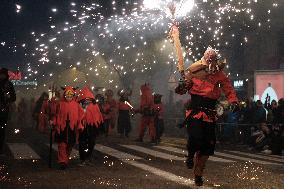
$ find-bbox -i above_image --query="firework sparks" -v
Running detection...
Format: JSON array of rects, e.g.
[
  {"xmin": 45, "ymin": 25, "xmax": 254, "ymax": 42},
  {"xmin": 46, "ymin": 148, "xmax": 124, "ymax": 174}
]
[{"xmin": 2, "ymin": 0, "xmax": 280, "ymax": 89}]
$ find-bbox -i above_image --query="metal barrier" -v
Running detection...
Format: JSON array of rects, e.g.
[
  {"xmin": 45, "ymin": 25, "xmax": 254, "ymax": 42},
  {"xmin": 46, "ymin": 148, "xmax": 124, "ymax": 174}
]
[{"xmin": 163, "ymin": 117, "xmax": 283, "ymax": 144}]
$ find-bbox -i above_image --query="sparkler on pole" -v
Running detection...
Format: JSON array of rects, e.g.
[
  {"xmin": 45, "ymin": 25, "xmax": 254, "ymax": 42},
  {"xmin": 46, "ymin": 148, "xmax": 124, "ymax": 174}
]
[
  {"xmin": 168, "ymin": 2, "xmax": 186, "ymax": 79},
  {"xmin": 124, "ymin": 101, "xmax": 135, "ymax": 117},
  {"xmin": 124, "ymin": 101, "xmax": 134, "ymax": 110}
]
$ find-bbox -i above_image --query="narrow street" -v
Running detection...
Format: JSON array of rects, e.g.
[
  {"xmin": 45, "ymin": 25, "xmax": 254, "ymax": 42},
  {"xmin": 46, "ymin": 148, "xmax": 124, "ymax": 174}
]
[{"xmin": 1, "ymin": 127, "xmax": 283, "ymax": 189}]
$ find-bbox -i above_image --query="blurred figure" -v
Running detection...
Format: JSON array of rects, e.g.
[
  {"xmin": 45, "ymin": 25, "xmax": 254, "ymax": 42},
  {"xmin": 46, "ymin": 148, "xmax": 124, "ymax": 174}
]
[
  {"xmin": 224, "ymin": 104, "xmax": 239, "ymax": 143},
  {"xmin": 38, "ymin": 94, "xmax": 49, "ymax": 133},
  {"xmin": 153, "ymin": 93, "xmax": 165, "ymax": 143},
  {"xmin": 240, "ymin": 98, "xmax": 254, "ymax": 144},
  {"xmin": 17, "ymin": 98, "xmax": 28, "ymax": 127},
  {"xmin": 49, "ymin": 91, "xmax": 61, "ymax": 122},
  {"xmin": 96, "ymin": 94, "xmax": 111, "ymax": 137},
  {"xmin": 275, "ymin": 98, "xmax": 284, "ymax": 124},
  {"xmin": 33, "ymin": 92, "xmax": 49, "ymax": 130},
  {"xmin": 252, "ymin": 100, "xmax": 267, "ymax": 125},
  {"xmin": 0, "ymin": 68, "xmax": 16, "ymax": 154},
  {"xmin": 29, "ymin": 98, "xmax": 36, "ymax": 127},
  {"xmin": 117, "ymin": 89, "xmax": 132, "ymax": 138},
  {"xmin": 105, "ymin": 89, "xmax": 117, "ymax": 132},
  {"xmin": 266, "ymin": 100, "xmax": 278, "ymax": 124},
  {"xmin": 269, "ymin": 98, "xmax": 284, "ymax": 155},
  {"xmin": 77, "ymin": 87, "xmax": 103, "ymax": 166},
  {"xmin": 250, "ymin": 123, "xmax": 271, "ymax": 152},
  {"xmin": 135, "ymin": 84, "xmax": 156, "ymax": 143}
]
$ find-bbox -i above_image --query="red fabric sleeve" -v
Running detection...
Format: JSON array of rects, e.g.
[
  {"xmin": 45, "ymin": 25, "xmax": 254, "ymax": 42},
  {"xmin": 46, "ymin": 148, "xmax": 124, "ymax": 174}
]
[{"xmin": 220, "ymin": 72, "xmax": 238, "ymax": 103}]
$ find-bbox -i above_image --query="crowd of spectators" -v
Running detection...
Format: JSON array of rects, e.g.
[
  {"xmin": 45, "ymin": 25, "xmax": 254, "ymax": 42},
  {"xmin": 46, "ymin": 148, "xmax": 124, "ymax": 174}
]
[{"xmin": 219, "ymin": 98, "xmax": 284, "ymax": 155}]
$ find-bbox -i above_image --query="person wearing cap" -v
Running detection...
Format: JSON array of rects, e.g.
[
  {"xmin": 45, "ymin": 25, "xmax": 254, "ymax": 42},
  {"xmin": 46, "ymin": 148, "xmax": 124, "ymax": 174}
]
[
  {"xmin": 175, "ymin": 47, "xmax": 239, "ymax": 186},
  {"xmin": 0, "ymin": 68, "xmax": 16, "ymax": 155},
  {"xmin": 77, "ymin": 86, "xmax": 103, "ymax": 166},
  {"xmin": 51, "ymin": 86, "xmax": 84, "ymax": 170}
]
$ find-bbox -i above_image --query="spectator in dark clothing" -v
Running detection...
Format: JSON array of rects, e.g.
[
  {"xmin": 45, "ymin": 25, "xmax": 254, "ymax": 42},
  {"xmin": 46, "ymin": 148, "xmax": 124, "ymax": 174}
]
[
  {"xmin": 240, "ymin": 99, "xmax": 254, "ymax": 144},
  {"xmin": 275, "ymin": 98, "xmax": 284, "ymax": 124},
  {"xmin": 0, "ymin": 68, "xmax": 16, "ymax": 154},
  {"xmin": 267, "ymin": 100, "xmax": 278, "ymax": 124},
  {"xmin": 269, "ymin": 98, "xmax": 284, "ymax": 155},
  {"xmin": 254, "ymin": 123, "xmax": 271, "ymax": 151},
  {"xmin": 224, "ymin": 106, "xmax": 239, "ymax": 143},
  {"xmin": 270, "ymin": 124, "xmax": 283, "ymax": 155},
  {"xmin": 252, "ymin": 100, "xmax": 267, "ymax": 124}
]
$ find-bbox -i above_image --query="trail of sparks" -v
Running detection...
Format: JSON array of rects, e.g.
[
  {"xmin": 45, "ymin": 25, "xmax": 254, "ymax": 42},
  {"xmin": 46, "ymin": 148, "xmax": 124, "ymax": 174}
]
[{"xmin": 1, "ymin": 0, "xmax": 281, "ymax": 89}]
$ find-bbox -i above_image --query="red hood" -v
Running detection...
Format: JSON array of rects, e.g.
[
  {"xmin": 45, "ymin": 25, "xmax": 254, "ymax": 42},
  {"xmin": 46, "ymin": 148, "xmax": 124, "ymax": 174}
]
[{"xmin": 77, "ymin": 86, "xmax": 95, "ymax": 102}]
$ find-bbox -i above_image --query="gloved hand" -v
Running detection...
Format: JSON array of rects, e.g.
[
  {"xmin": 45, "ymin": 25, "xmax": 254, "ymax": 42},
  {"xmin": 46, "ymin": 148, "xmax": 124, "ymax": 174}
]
[{"xmin": 175, "ymin": 79, "xmax": 188, "ymax": 95}]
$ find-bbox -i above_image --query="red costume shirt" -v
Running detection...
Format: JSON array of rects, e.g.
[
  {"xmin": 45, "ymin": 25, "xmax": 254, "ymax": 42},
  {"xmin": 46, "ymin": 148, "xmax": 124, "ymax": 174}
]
[
  {"xmin": 53, "ymin": 100, "xmax": 84, "ymax": 133},
  {"xmin": 83, "ymin": 103, "xmax": 103, "ymax": 128},
  {"xmin": 189, "ymin": 71, "xmax": 238, "ymax": 103}
]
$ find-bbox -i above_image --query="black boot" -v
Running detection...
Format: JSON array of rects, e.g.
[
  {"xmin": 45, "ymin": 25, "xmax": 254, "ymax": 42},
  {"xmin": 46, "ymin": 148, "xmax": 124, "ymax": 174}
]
[
  {"xmin": 194, "ymin": 175, "xmax": 203, "ymax": 186},
  {"xmin": 185, "ymin": 157, "xmax": 194, "ymax": 169}
]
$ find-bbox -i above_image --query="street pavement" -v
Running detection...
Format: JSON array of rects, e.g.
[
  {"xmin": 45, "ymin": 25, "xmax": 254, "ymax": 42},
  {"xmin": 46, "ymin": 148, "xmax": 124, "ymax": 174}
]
[{"xmin": 0, "ymin": 127, "xmax": 283, "ymax": 189}]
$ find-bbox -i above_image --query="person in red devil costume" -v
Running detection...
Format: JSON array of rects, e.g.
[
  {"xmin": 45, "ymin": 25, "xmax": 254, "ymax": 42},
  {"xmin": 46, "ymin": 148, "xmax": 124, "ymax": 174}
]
[
  {"xmin": 117, "ymin": 89, "xmax": 132, "ymax": 138},
  {"xmin": 51, "ymin": 86, "xmax": 84, "ymax": 170},
  {"xmin": 135, "ymin": 84, "xmax": 156, "ymax": 143},
  {"xmin": 105, "ymin": 89, "xmax": 117, "ymax": 132},
  {"xmin": 77, "ymin": 86, "xmax": 103, "ymax": 166},
  {"xmin": 153, "ymin": 94, "xmax": 165, "ymax": 143},
  {"xmin": 175, "ymin": 47, "xmax": 239, "ymax": 186}
]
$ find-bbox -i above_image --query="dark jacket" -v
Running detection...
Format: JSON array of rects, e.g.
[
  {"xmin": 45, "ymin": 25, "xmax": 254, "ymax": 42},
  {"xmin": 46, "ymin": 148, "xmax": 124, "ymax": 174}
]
[{"xmin": 0, "ymin": 68, "xmax": 16, "ymax": 113}]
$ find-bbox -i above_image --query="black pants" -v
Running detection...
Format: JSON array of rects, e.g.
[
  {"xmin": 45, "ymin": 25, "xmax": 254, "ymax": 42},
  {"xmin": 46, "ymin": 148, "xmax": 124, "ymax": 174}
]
[
  {"xmin": 186, "ymin": 119, "xmax": 216, "ymax": 159},
  {"xmin": 117, "ymin": 110, "xmax": 131, "ymax": 136},
  {"xmin": 0, "ymin": 112, "xmax": 8, "ymax": 153},
  {"xmin": 79, "ymin": 125, "xmax": 97, "ymax": 161},
  {"xmin": 155, "ymin": 118, "xmax": 164, "ymax": 140}
]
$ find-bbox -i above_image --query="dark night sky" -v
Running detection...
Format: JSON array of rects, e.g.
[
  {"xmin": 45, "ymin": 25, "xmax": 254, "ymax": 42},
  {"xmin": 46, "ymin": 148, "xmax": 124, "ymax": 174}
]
[
  {"xmin": 0, "ymin": 0, "xmax": 128, "ymax": 68},
  {"xmin": 0, "ymin": 0, "xmax": 283, "ymax": 72}
]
